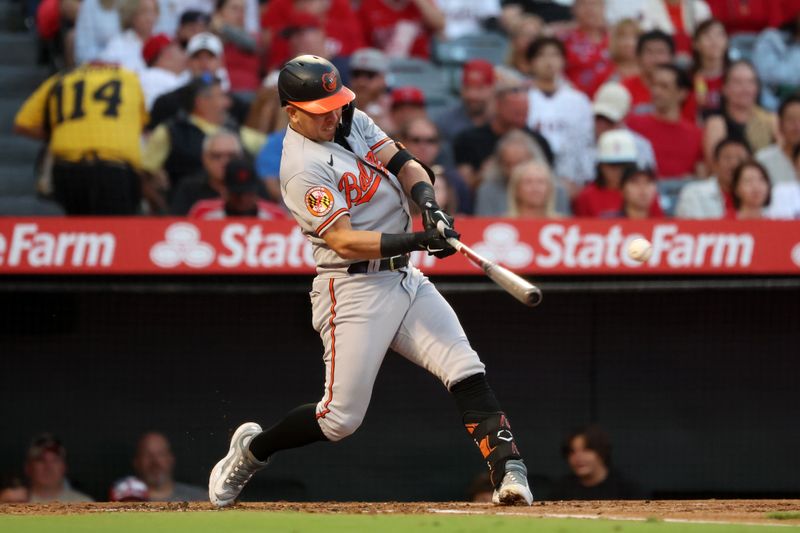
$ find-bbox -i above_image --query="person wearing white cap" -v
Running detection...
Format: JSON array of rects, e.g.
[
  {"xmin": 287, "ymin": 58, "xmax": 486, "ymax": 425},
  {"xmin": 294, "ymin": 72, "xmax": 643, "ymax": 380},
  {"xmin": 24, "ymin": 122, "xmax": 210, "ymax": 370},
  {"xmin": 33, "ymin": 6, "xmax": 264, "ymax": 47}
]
[
  {"xmin": 348, "ymin": 48, "xmax": 393, "ymax": 133},
  {"xmin": 592, "ymin": 82, "xmax": 657, "ymax": 172},
  {"xmin": 148, "ymin": 32, "xmax": 240, "ymax": 131},
  {"xmin": 573, "ymin": 129, "xmax": 663, "ymax": 217}
]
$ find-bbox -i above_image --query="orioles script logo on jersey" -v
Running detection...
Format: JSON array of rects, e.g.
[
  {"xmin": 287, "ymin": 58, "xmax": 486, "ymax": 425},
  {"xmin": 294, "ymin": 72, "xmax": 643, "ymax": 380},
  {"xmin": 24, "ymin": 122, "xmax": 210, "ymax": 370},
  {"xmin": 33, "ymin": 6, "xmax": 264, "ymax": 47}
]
[
  {"xmin": 338, "ymin": 160, "xmax": 382, "ymax": 208},
  {"xmin": 305, "ymin": 186, "xmax": 335, "ymax": 217},
  {"xmin": 321, "ymin": 71, "xmax": 337, "ymax": 92}
]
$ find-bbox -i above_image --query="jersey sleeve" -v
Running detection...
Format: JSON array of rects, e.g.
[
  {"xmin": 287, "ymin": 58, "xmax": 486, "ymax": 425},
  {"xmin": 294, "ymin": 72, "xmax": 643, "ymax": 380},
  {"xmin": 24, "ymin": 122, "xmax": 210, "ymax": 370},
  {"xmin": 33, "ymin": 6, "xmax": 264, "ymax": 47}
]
[
  {"xmin": 14, "ymin": 74, "xmax": 58, "ymax": 131},
  {"xmin": 351, "ymin": 108, "xmax": 394, "ymax": 154},
  {"xmin": 282, "ymin": 171, "xmax": 350, "ymax": 236}
]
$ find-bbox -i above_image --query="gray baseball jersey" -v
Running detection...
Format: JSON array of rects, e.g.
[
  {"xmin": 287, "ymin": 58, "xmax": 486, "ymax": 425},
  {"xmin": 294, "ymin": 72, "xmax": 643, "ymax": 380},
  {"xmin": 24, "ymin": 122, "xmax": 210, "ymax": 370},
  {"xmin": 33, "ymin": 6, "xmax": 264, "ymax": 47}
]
[
  {"xmin": 279, "ymin": 109, "xmax": 484, "ymax": 442},
  {"xmin": 280, "ymin": 109, "xmax": 412, "ymax": 274}
]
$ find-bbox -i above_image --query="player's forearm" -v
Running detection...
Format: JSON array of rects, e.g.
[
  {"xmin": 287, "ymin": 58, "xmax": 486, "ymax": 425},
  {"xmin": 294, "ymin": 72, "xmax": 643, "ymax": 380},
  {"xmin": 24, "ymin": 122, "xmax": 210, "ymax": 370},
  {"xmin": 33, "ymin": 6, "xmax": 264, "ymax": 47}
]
[
  {"xmin": 324, "ymin": 228, "xmax": 384, "ymax": 259},
  {"xmin": 397, "ymin": 159, "xmax": 432, "ymax": 198}
]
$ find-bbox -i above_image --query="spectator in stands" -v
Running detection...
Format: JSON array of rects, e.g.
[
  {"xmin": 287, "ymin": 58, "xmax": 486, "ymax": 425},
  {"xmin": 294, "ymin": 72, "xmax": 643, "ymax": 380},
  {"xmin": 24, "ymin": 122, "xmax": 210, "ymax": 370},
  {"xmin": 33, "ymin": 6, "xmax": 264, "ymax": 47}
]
[
  {"xmin": 704, "ymin": 0, "xmax": 789, "ymax": 35},
  {"xmin": 592, "ymin": 82, "xmax": 658, "ymax": 171},
  {"xmin": 261, "ymin": 0, "xmax": 364, "ymax": 72},
  {"xmin": 100, "ymin": 0, "xmax": 159, "ymax": 73},
  {"xmin": 756, "ymin": 94, "xmax": 800, "ymax": 186},
  {"xmin": 148, "ymin": 32, "xmax": 240, "ymax": 131},
  {"xmin": 436, "ymin": 0, "xmax": 501, "ymax": 40},
  {"xmin": 139, "ymin": 34, "xmax": 188, "ymax": 111},
  {"xmin": 627, "ymin": 63, "xmax": 704, "ymax": 178},
  {"xmin": 14, "ymin": 63, "xmax": 147, "ymax": 215},
  {"xmin": 435, "ymin": 59, "xmax": 495, "ymax": 150},
  {"xmin": 549, "ymin": 425, "xmax": 646, "ymax": 500},
  {"xmin": 358, "ymin": 0, "xmax": 445, "ymax": 59},
  {"xmin": 25, "ymin": 434, "xmax": 92, "ymax": 503},
  {"xmin": 753, "ymin": 11, "xmax": 800, "ymax": 112},
  {"xmin": 623, "ymin": 30, "xmax": 695, "ymax": 122},
  {"xmin": 559, "ymin": 0, "xmax": 614, "ymax": 97},
  {"xmin": 0, "ymin": 474, "xmax": 28, "ymax": 503},
  {"xmin": 74, "ymin": 0, "xmax": 122, "ymax": 64},
  {"xmin": 702, "ymin": 61, "xmax": 777, "ymax": 168},
  {"xmin": 211, "ymin": 0, "xmax": 262, "ymax": 99},
  {"xmin": 676, "ymin": 137, "xmax": 750, "ymax": 218},
  {"xmin": 142, "ymin": 75, "xmax": 235, "ymax": 202},
  {"xmin": 349, "ymin": 48, "xmax": 393, "ymax": 134},
  {"xmin": 526, "ymin": 37, "xmax": 595, "ymax": 189},
  {"xmin": 691, "ymin": 18, "xmax": 728, "ymax": 120},
  {"xmin": 475, "ymin": 129, "xmax": 549, "ymax": 216},
  {"xmin": 454, "ymin": 78, "xmax": 553, "ymax": 191},
  {"xmin": 617, "ymin": 166, "xmax": 661, "ymax": 218},
  {"xmin": 608, "ymin": 18, "xmax": 641, "ymax": 82},
  {"xmin": 189, "ymin": 159, "xmax": 287, "ymax": 219},
  {"xmin": 766, "ymin": 144, "xmax": 800, "ymax": 219},
  {"xmin": 506, "ymin": 160, "xmax": 560, "ymax": 218},
  {"xmin": 505, "ymin": 13, "xmax": 544, "ymax": 77},
  {"xmin": 636, "ymin": 0, "xmax": 712, "ymax": 63},
  {"xmin": 109, "ymin": 476, "xmax": 149, "ymax": 502},
  {"xmin": 157, "ymin": 0, "xmax": 258, "ymax": 36},
  {"xmin": 400, "ymin": 117, "xmax": 471, "ymax": 213},
  {"xmin": 133, "ymin": 432, "xmax": 206, "ymax": 502},
  {"xmin": 730, "ymin": 160, "xmax": 772, "ymax": 219},
  {"xmin": 176, "ymin": 10, "xmax": 211, "ymax": 49},
  {"xmin": 574, "ymin": 129, "xmax": 662, "ymax": 217},
  {"xmin": 171, "ymin": 129, "xmax": 242, "ymax": 214},
  {"xmin": 389, "ymin": 87, "xmax": 428, "ymax": 136}
]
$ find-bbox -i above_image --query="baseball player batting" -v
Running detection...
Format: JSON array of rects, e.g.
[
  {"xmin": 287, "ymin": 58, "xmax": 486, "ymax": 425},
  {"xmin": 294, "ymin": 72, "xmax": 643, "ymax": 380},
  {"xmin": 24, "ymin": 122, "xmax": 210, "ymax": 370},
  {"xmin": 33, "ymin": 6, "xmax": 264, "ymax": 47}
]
[{"xmin": 208, "ymin": 55, "xmax": 533, "ymax": 506}]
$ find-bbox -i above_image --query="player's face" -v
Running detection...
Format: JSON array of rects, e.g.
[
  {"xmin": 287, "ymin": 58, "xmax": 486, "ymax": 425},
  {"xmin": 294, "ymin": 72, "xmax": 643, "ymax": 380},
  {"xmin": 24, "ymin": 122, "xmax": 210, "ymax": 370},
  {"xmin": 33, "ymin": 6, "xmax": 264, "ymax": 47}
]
[{"xmin": 288, "ymin": 105, "xmax": 342, "ymax": 142}]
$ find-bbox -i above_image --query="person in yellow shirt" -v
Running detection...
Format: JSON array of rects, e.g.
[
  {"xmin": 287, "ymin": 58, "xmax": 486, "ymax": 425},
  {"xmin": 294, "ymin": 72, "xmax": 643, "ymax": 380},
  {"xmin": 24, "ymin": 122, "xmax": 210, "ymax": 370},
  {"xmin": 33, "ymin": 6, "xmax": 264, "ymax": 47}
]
[{"xmin": 14, "ymin": 63, "xmax": 148, "ymax": 215}]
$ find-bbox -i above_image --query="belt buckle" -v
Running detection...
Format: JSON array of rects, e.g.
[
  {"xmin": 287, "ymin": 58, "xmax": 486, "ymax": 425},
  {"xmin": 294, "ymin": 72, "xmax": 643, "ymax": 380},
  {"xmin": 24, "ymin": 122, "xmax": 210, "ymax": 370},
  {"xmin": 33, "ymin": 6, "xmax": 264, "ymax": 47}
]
[{"xmin": 388, "ymin": 256, "xmax": 398, "ymax": 270}]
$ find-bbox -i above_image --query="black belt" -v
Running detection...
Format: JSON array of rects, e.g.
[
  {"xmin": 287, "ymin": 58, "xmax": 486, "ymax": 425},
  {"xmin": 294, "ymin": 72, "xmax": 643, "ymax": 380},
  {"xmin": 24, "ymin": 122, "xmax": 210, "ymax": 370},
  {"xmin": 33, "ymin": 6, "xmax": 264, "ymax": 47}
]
[{"xmin": 347, "ymin": 254, "xmax": 409, "ymax": 274}]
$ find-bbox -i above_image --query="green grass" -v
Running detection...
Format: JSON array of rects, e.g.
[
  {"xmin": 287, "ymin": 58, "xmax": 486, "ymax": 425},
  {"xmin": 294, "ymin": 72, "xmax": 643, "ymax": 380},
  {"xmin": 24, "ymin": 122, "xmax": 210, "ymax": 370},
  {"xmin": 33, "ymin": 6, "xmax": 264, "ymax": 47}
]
[{"xmin": 2, "ymin": 512, "xmax": 800, "ymax": 533}]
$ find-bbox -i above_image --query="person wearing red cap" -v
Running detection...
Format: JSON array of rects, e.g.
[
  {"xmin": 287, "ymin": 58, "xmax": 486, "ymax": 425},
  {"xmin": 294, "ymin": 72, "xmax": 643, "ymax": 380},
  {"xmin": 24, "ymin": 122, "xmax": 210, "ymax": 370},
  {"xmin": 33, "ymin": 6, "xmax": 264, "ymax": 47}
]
[
  {"xmin": 389, "ymin": 86, "xmax": 428, "ymax": 135},
  {"xmin": 260, "ymin": 0, "xmax": 364, "ymax": 70},
  {"xmin": 434, "ymin": 59, "xmax": 495, "ymax": 151},
  {"xmin": 24, "ymin": 434, "xmax": 92, "ymax": 503},
  {"xmin": 139, "ymin": 34, "xmax": 187, "ymax": 110}
]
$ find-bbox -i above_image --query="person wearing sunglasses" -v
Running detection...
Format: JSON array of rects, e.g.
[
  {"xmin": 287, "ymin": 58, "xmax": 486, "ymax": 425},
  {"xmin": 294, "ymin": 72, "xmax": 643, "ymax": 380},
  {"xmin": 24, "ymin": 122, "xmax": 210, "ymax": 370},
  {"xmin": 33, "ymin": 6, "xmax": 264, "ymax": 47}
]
[{"xmin": 349, "ymin": 48, "xmax": 393, "ymax": 133}]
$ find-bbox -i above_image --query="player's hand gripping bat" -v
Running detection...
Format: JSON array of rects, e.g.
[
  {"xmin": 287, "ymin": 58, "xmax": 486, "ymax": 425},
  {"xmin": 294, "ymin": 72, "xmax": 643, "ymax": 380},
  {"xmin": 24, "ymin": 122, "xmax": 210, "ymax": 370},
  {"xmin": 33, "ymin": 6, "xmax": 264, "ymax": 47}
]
[{"xmin": 437, "ymin": 221, "xmax": 542, "ymax": 307}]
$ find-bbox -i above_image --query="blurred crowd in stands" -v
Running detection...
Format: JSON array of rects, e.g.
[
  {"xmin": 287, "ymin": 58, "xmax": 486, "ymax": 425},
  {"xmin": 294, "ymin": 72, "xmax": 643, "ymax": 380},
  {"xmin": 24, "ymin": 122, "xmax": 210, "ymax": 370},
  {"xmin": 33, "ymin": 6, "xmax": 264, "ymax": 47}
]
[
  {"xmin": 2, "ymin": 425, "xmax": 645, "ymax": 503},
  {"xmin": 9, "ymin": 0, "xmax": 800, "ymax": 220}
]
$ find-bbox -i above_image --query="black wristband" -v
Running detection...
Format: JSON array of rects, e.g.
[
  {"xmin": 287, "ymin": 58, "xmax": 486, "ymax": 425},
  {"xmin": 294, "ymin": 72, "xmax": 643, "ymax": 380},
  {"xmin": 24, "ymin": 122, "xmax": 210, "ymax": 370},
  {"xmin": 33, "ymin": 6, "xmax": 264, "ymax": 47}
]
[
  {"xmin": 410, "ymin": 181, "xmax": 437, "ymax": 210},
  {"xmin": 380, "ymin": 231, "xmax": 427, "ymax": 257}
]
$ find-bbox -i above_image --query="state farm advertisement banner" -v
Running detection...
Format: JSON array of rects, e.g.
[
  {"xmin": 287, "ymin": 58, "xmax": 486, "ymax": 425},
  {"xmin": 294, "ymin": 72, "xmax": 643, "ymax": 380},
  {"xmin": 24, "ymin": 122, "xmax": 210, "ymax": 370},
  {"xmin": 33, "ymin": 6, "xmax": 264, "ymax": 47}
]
[{"xmin": 0, "ymin": 218, "xmax": 798, "ymax": 275}]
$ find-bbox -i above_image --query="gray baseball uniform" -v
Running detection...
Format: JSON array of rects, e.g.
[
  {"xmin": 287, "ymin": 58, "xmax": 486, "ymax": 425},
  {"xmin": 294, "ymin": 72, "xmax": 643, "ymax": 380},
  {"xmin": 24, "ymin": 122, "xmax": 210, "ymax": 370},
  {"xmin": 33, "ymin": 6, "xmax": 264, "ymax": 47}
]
[{"xmin": 280, "ymin": 109, "xmax": 485, "ymax": 441}]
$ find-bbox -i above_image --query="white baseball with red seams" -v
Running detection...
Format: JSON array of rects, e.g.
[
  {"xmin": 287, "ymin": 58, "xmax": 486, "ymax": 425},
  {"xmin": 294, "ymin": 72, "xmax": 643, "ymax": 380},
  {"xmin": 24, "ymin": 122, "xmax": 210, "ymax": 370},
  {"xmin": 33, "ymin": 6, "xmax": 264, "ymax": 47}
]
[
  {"xmin": 280, "ymin": 108, "xmax": 485, "ymax": 441},
  {"xmin": 627, "ymin": 238, "xmax": 653, "ymax": 262}
]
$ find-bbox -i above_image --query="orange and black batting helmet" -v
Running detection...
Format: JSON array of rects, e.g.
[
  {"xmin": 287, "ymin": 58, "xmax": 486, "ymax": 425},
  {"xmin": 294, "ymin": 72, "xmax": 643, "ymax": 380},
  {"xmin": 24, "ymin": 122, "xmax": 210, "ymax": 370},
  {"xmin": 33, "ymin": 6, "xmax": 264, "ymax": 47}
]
[{"xmin": 278, "ymin": 55, "xmax": 356, "ymax": 114}]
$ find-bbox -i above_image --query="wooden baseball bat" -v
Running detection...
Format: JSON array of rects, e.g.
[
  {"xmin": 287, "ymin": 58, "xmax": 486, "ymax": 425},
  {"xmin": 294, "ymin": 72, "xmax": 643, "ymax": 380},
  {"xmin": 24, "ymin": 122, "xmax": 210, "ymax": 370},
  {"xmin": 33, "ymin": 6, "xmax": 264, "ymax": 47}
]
[{"xmin": 437, "ymin": 222, "xmax": 542, "ymax": 307}]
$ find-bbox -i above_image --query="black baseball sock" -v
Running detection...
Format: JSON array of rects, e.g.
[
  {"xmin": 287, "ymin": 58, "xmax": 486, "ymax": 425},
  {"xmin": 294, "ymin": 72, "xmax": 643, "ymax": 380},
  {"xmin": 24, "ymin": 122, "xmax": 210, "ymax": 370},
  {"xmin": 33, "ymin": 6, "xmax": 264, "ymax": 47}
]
[
  {"xmin": 248, "ymin": 403, "xmax": 328, "ymax": 462},
  {"xmin": 450, "ymin": 373, "xmax": 502, "ymax": 413}
]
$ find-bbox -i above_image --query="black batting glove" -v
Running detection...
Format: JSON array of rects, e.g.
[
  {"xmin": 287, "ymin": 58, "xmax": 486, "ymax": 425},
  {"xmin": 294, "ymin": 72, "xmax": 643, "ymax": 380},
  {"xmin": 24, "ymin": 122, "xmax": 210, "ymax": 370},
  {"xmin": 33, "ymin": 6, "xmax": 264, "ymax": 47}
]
[
  {"xmin": 418, "ymin": 228, "xmax": 459, "ymax": 259},
  {"xmin": 411, "ymin": 181, "xmax": 456, "ymax": 237}
]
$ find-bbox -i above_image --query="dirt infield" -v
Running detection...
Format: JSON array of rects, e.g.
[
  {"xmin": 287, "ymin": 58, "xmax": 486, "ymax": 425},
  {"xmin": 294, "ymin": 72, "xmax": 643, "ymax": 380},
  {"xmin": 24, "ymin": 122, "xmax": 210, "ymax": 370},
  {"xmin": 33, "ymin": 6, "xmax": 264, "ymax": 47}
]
[{"xmin": 2, "ymin": 500, "xmax": 800, "ymax": 525}]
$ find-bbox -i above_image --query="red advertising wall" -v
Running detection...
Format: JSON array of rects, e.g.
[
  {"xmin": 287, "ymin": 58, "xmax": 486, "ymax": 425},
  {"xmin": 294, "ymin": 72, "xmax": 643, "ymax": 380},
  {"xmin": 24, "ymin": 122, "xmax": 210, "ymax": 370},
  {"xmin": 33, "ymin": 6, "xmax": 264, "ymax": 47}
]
[{"xmin": 0, "ymin": 218, "xmax": 798, "ymax": 274}]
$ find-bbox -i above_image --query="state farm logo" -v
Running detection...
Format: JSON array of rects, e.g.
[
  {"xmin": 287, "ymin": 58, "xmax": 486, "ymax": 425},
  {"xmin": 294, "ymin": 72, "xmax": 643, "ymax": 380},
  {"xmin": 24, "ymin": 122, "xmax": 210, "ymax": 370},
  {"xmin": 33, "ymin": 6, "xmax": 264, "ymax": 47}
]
[
  {"xmin": 150, "ymin": 223, "xmax": 215, "ymax": 268},
  {"xmin": 0, "ymin": 223, "xmax": 115, "ymax": 267},
  {"xmin": 472, "ymin": 223, "xmax": 534, "ymax": 268}
]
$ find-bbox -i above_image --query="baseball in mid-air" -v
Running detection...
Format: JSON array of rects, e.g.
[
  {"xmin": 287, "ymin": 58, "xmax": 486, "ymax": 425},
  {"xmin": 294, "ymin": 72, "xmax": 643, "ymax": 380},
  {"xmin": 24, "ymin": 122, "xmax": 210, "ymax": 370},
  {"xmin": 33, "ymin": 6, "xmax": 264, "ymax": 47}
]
[{"xmin": 628, "ymin": 238, "xmax": 653, "ymax": 262}]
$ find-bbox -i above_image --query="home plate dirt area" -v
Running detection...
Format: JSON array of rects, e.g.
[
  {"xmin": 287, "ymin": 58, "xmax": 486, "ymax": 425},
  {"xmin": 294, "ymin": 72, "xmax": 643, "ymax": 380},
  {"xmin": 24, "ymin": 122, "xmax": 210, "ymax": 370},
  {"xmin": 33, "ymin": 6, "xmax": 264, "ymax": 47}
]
[{"xmin": 2, "ymin": 500, "xmax": 800, "ymax": 525}]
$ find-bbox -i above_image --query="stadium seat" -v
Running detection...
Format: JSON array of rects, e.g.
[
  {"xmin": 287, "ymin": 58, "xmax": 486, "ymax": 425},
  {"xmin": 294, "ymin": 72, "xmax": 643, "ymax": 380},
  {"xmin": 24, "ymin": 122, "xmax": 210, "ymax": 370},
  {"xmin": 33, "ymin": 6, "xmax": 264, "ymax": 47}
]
[
  {"xmin": 0, "ymin": 195, "xmax": 64, "ymax": 215},
  {"xmin": 386, "ymin": 57, "xmax": 454, "ymax": 107},
  {"xmin": 657, "ymin": 177, "xmax": 693, "ymax": 217},
  {"xmin": 432, "ymin": 33, "xmax": 509, "ymax": 92}
]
